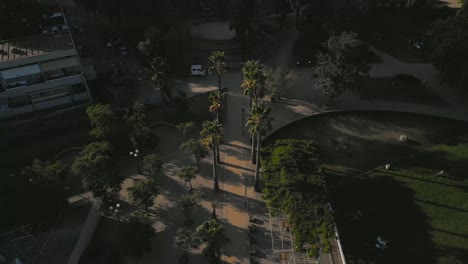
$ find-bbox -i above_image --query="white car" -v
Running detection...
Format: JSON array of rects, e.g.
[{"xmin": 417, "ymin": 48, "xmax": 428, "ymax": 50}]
[{"xmin": 191, "ymin": 65, "xmax": 206, "ymax": 76}]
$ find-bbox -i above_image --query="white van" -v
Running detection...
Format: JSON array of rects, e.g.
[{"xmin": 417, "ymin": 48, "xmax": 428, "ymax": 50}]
[{"xmin": 191, "ymin": 65, "xmax": 206, "ymax": 76}]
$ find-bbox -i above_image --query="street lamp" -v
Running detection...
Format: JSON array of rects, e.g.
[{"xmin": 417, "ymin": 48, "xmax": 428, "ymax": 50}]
[
  {"xmin": 241, "ymin": 108, "xmax": 245, "ymax": 136},
  {"xmin": 130, "ymin": 149, "xmax": 141, "ymax": 174},
  {"xmin": 243, "ymin": 174, "xmax": 248, "ymax": 206},
  {"xmin": 109, "ymin": 203, "xmax": 121, "ymax": 222}
]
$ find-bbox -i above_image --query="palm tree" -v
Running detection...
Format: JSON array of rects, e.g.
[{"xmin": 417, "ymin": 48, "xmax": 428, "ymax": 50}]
[
  {"xmin": 247, "ymin": 102, "xmax": 273, "ymax": 190},
  {"xmin": 196, "ymin": 219, "xmax": 229, "ymax": 264},
  {"xmin": 241, "ymin": 60, "xmax": 266, "ymax": 107},
  {"xmin": 147, "ymin": 56, "xmax": 171, "ymax": 103},
  {"xmin": 208, "ymin": 90, "xmax": 225, "ymax": 124},
  {"xmin": 200, "ymin": 120, "xmax": 223, "ymax": 191},
  {"xmin": 208, "ymin": 51, "xmax": 228, "ymax": 90}
]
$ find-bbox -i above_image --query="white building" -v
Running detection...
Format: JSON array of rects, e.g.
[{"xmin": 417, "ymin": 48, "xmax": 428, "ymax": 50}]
[{"xmin": 0, "ymin": 32, "xmax": 92, "ymax": 120}]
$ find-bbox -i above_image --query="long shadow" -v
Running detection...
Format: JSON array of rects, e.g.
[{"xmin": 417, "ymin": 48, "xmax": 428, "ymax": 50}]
[
  {"xmin": 382, "ymin": 170, "xmax": 467, "ymax": 190},
  {"xmin": 413, "ymin": 198, "xmax": 468, "ymax": 214},
  {"xmin": 219, "ymin": 161, "xmax": 255, "ymax": 173},
  {"xmin": 331, "ymin": 176, "xmax": 435, "ymax": 264},
  {"xmin": 224, "ymin": 142, "xmax": 251, "ymax": 152},
  {"xmin": 430, "ymin": 228, "xmax": 468, "ymax": 239}
]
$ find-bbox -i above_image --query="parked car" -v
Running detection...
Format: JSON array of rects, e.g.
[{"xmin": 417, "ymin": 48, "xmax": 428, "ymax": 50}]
[
  {"xmin": 191, "ymin": 65, "xmax": 206, "ymax": 76},
  {"xmin": 120, "ymin": 47, "xmax": 129, "ymax": 56}
]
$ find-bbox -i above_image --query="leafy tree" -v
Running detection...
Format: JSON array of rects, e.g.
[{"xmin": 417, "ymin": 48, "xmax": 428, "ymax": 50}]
[
  {"xmin": 262, "ymin": 139, "xmax": 333, "ymax": 251},
  {"xmin": 71, "ymin": 141, "xmax": 117, "ymax": 197},
  {"xmin": 142, "ymin": 154, "xmax": 162, "ymax": 179},
  {"xmin": 246, "ymin": 102, "xmax": 273, "ymax": 190},
  {"xmin": 15, "ymin": 160, "xmax": 68, "ymax": 226},
  {"xmin": 200, "ymin": 121, "xmax": 223, "ymax": 191},
  {"xmin": 180, "ymin": 139, "xmax": 207, "ymax": 166},
  {"xmin": 312, "ymin": 31, "xmax": 365, "ymax": 105},
  {"xmin": 123, "ymin": 101, "xmax": 147, "ymax": 128},
  {"xmin": 241, "ymin": 60, "xmax": 267, "ymax": 107},
  {"xmin": 177, "ymin": 165, "xmax": 198, "ymax": 190},
  {"xmin": 178, "ymin": 194, "xmax": 200, "ymax": 225},
  {"xmin": 86, "ymin": 104, "xmax": 113, "ymax": 140},
  {"xmin": 175, "ymin": 228, "xmax": 200, "ymax": 263},
  {"xmin": 208, "ymin": 90, "xmax": 225, "ymax": 124},
  {"xmin": 265, "ymin": 66, "xmax": 296, "ymax": 102},
  {"xmin": 177, "ymin": 121, "xmax": 197, "ymax": 139},
  {"xmin": 196, "ymin": 219, "xmax": 229, "ymax": 264},
  {"xmin": 430, "ymin": 14, "xmax": 468, "ymax": 90},
  {"xmin": 123, "ymin": 102, "xmax": 159, "ymax": 149},
  {"xmin": 127, "ymin": 178, "xmax": 159, "ymax": 216},
  {"xmin": 208, "ymin": 51, "xmax": 228, "ymax": 90},
  {"xmin": 146, "ymin": 56, "xmax": 172, "ymax": 103}
]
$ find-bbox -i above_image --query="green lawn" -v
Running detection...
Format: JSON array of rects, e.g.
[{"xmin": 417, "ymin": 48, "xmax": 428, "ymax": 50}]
[{"xmin": 332, "ymin": 142, "xmax": 468, "ymax": 264}]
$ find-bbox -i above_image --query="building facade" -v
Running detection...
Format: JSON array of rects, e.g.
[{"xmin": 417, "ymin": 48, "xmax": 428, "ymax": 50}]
[{"xmin": 0, "ymin": 32, "xmax": 91, "ymax": 120}]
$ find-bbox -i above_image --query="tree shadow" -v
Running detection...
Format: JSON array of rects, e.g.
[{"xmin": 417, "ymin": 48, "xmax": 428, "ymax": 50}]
[{"xmin": 330, "ymin": 176, "xmax": 436, "ymax": 264}]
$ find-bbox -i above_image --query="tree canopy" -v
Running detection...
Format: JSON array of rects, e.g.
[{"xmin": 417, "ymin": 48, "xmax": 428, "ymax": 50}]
[
  {"xmin": 196, "ymin": 219, "xmax": 229, "ymax": 263},
  {"xmin": 128, "ymin": 178, "xmax": 159, "ymax": 214},
  {"xmin": 71, "ymin": 141, "xmax": 117, "ymax": 197},
  {"xmin": 123, "ymin": 102, "xmax": 159, "ymax": 148},
  {"xmin": 430, "ymin": 12, "xmax": 468, "ymax": 90},
  {"xmin": 312, "ymin": 31, "xmax": 365, "ymax": 105},
  {"xmin": 262, "ymin": 139, "xmax": 333, "ymax": 253},
  {"xmin": 86, "ymin": 104, "xmax": 113, "ymax": 140},
  {"xmin": 142, "ymin": 154, "xmax": 163, "ymax": 179}
]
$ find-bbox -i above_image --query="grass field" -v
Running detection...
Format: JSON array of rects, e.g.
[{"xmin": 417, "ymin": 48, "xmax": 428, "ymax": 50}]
[{"xmin": 331, "ymin": 141, "xmax": 468, "ymax": 264}]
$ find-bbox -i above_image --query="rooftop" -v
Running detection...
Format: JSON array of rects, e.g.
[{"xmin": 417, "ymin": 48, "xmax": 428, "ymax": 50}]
[{"xmin": 0, "ymin": 32, "xmax": 73, "ymax": 62}]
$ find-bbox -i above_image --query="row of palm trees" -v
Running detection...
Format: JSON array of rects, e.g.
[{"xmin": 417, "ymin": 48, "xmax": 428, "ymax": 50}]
[{"xmin": 203, "ymin": 51, "xmax": 274, "ymax": 191}]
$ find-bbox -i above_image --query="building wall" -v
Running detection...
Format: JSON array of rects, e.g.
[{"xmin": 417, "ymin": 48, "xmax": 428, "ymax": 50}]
[{"xmin": 0, "ymin": 49, "xmax": 90, "ymax": 119}]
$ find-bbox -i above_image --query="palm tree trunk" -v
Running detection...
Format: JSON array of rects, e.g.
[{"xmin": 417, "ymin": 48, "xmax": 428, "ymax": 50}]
[
  {"xmin": 218, "ymin": 74, "xmax": 221, "ymax": 90},
  {"xmin": 212, "ymin": 148, "xmax": 219, "ymax": 191},
  {"xmin": 249, "ymin": 95, "xmax": 253, "ymax": 109},
  {"xmin": 254, "ymin": 134, "xmax": 261, "ymax": 190},
  {"xmin": 188, "ymin": 180, "xmax": 192, "ymax": 190},
  {"xmin": 251, "ymin": 135, "xmax": 256, "ymax": 164},
  {"xmin": 216, "ymin": 145, "xmax": 221, "ymax": 164},
  {"xmin": 216, "ymin": 112, "xmax": 219, "ymax": 124}
]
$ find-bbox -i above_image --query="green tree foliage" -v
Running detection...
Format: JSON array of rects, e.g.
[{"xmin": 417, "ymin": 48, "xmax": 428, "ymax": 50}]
[
  {"xmin": 180, "ymin": 139, "xmax": 207, "ymax": 166},
  {"xmin": 265, "ymin": 66, "xmax": 296, "ymax": 101},
  {"xmin": 177, "ymin": 165, "xmax": 198, "ymax": 190},
  {"xmin": 262, "ymin": 139, "xmax": 334, "ymax": 251},
  {"xmin": 246, "ymin": 102, "xmax": 273, "ymax": 189},
  {"xmin": 146, "ymin": 56, "xmax": 172, "ymax": 103},
  {"xmin": 86, "ymin": 104, "xmax": 113, "ymax": 140},
  {"xmin": 178, "ymin": 194, "xmax": 200, "ymax": 225},
  {"xmin": 176, "ymin": 228, "xmax": 201, "ymax": 263},
  {"xmin": 312, "ymin": 31, "xmax": 365, "ymax": 105},
  {"xmin": 123, "ymin": 102, "xmax": 159, "ymax": 149},
  {"xmin": 177, "ymin": 121, "xmax": 197, "ymax": 139},
  {"xmin": 208, "ymin": 90, "xmax": 225, "ymax": 124},
  {"xmin": 430, "ymin": 13, "xmax": 468, "ymax": 90},
  {"xmin": 241, "ymin": 60, "xmax": 267, "ymax": 106},
  {"xmin": 200, "ymin": 121, "xmax": 223, "ymax": 191},
  {"xmin": 127, "ymin": 178, "xmax": 159, "ymax": 215},
  {"xmin": 71, "ymin": 141, "xmax": 117, "ymax": 197},
  {"xmin": 4, "ymin": 160, "xmax": 68, "ymax": 227},
  {"xmin": 196, "ymin": 219, "xmax": 229, "ymax": 264},
  {"xmin": 142, "ymin": 154, "xmax": 162, "ymax": 179},
  {"xmin": 208, "ymin": 51, "xmax": 228, "ymax": 90}
]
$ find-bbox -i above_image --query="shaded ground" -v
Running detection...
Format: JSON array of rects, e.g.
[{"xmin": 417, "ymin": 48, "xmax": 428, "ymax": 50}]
[
  {"xmin": 356, "ymin": 77, "xmax": 449, "ymax": 106},
  {"xmin": 264, "ymin": 111, "xmax": 468, "ymax": 264}
]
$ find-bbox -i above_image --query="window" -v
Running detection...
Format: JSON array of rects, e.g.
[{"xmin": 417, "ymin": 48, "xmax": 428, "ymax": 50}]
[{"xmin": 29, "ymin": 86, "xmax": 71, "ymax": 103}]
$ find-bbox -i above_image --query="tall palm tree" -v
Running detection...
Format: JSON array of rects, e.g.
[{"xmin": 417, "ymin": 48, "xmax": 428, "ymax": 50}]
[
  {"xmin": 200, "ymin": 120, "xmax": 223, "ymax": 191},
  {"xmin": 241, "ymin": 60, "xmax": 266, "ymax": 107},
  {"xmin": 247, "ymin": 102, "xmax": 273, "ymax": 190},
  {"xmin": 208, "ymin": 51, "xmax": 228, "ymax": 91},
  {"xmin": 208, "ymin": 90, "xmax": 225, "ymax": 124},
  {"xmin": 147, "ymin": 56, "xmax": 171, "ymax": 103}
]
